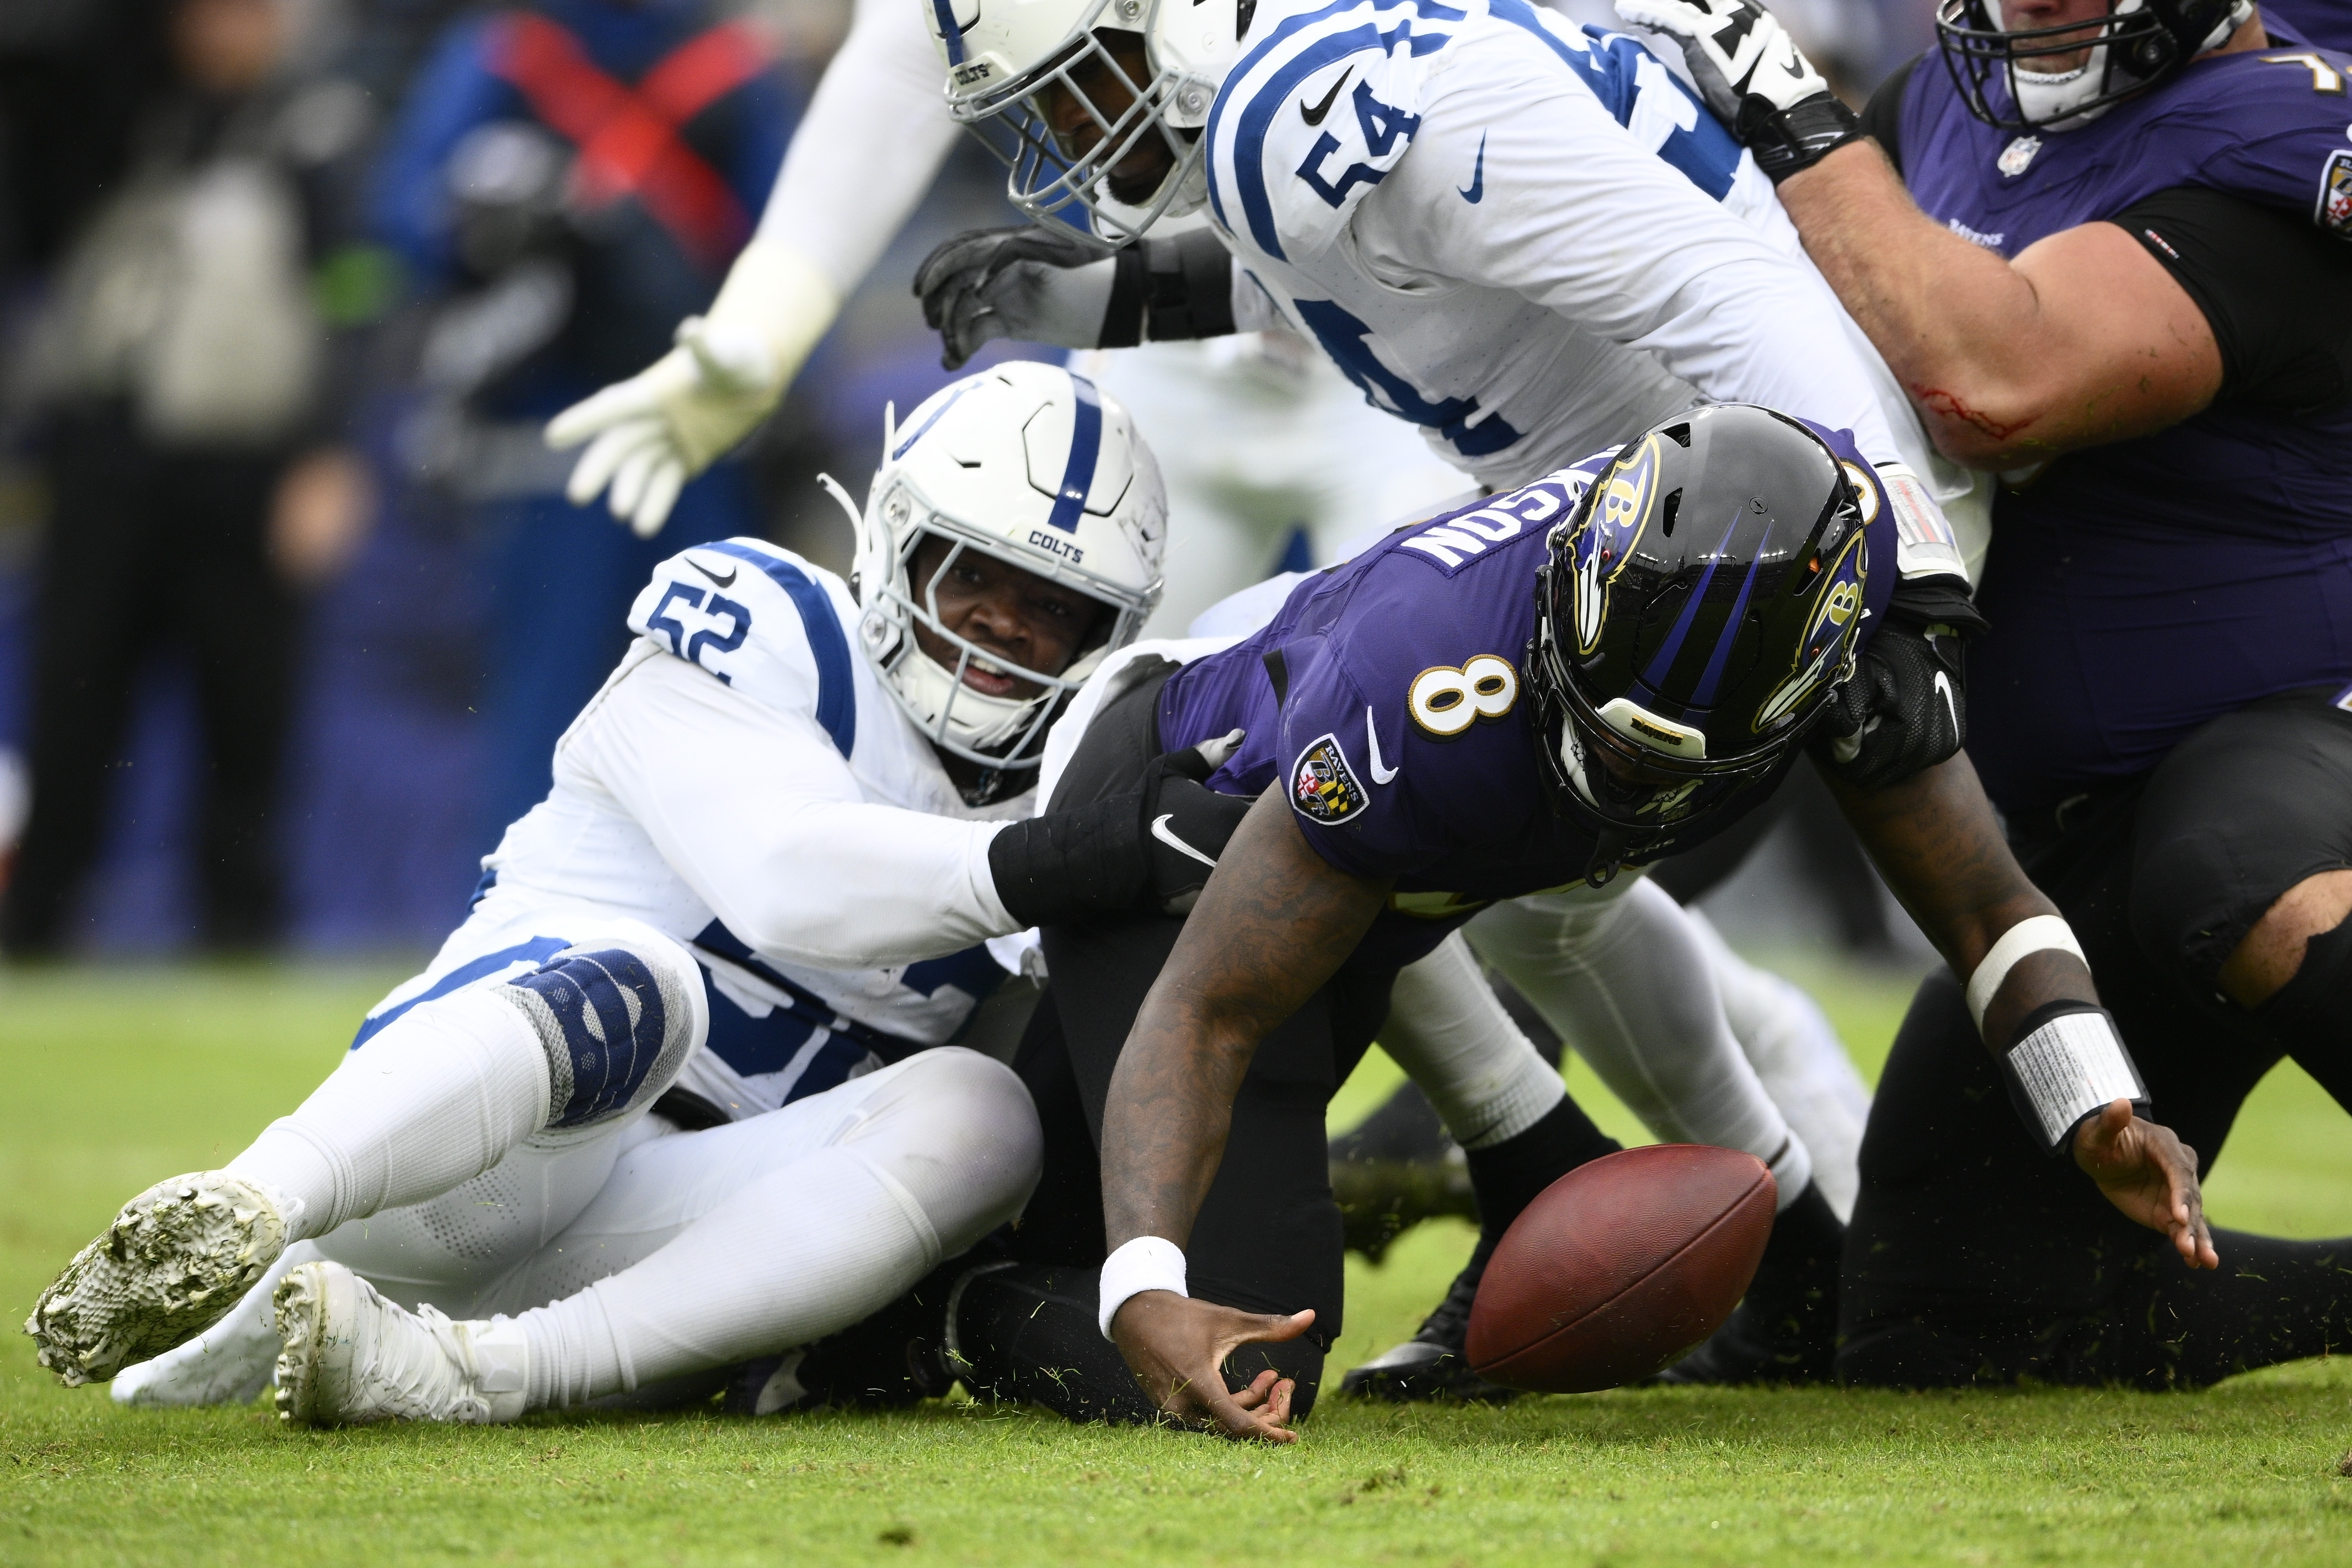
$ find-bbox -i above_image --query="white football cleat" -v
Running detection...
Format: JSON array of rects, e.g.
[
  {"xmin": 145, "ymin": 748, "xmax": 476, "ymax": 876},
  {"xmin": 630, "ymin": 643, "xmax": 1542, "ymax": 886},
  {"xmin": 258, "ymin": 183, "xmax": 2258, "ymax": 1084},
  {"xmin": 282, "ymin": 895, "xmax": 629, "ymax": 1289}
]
[
  {"xmin": 111, "ymin": 1245, "xmax": 310, "ymax": 1408},
  {"xmin": 272, "ymin": 1262, "xmax": 529, "ymax": 1427},
  {"xmin": 26, "ymin": 1172, "xmax": 297, "ymax": 1386}
]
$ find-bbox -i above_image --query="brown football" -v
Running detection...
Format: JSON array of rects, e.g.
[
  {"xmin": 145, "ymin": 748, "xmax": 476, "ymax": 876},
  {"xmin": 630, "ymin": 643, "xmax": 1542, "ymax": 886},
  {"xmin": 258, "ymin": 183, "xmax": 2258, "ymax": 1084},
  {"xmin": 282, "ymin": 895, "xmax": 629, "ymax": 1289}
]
[{"xmin": 1466, "ymin": 1144, "xmax": 1777, "ymax": 1393}]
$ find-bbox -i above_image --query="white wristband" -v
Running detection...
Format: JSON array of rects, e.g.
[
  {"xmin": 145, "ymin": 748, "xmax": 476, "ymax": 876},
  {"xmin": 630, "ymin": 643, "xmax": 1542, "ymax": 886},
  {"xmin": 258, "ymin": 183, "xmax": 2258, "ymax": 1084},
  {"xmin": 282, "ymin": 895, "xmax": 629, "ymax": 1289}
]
[
  {"xmin": 2001, "ymin": 1009, "xmax": 2147, "ymax": 1151},
  {"xmin": 1964, "ymin": 915, "xmax": 2086, "ymax": 1030},
  {"xmin": 1098, "ymin": 1236, "xmax": 1188, "ymax": 1340}
]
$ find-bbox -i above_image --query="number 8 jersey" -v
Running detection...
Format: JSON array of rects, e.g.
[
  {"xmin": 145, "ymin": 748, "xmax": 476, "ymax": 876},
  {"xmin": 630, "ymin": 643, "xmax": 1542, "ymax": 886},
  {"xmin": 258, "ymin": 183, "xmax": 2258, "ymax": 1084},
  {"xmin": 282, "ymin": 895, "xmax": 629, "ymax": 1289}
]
[{"xmin": 1154, "ymin": 427, "xmax": 1896, "ymax": 968}]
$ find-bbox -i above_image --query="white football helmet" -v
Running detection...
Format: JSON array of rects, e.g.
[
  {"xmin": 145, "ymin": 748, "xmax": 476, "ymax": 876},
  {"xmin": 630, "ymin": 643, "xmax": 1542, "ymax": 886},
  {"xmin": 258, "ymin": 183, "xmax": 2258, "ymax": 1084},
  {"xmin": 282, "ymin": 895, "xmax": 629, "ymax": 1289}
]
[
  {"xmin": 851, "ymin": 361, "xmax": 1166, "ymax": 772},
  {"xmin": 926, "ymin": 0, "xmax": 1250, "ymax": 243}
]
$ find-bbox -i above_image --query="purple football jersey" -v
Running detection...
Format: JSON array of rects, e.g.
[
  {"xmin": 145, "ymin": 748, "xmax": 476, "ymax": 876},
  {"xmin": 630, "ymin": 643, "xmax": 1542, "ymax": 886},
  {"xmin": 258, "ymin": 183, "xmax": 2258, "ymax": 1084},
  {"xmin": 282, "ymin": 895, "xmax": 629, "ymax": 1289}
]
[
  {"xmin": 1896, "ymin": 45, "xmax": 2352, "ymax": 816},
  {"xmin": 1158, "ymin": 428, "xmax": 1896, "ymax": 965}
]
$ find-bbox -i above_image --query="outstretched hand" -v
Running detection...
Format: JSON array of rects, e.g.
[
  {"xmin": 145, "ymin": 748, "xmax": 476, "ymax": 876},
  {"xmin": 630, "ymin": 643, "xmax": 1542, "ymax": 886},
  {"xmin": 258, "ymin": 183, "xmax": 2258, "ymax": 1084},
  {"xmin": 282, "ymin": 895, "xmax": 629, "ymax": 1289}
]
[
  {"xmin": 1109, "ymin": 1291, "xmax": 1315, "ymax": 1442},
  {"xmin": 2072, "ymin": 1099, "xmax": 2220, "ymax": 1270}
]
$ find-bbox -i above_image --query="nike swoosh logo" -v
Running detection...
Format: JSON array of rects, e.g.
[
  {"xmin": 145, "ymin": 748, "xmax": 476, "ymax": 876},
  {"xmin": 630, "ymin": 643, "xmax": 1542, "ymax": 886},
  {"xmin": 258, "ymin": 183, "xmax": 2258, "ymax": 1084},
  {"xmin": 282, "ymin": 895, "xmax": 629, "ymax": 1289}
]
[
  {"xmin": 1300, "ymin": 68, "xmax": 1351, "ymax": 126},
  {"xmin": 1458, "ymin": 131, "xmax": 1485, "ymax": 204},
  {"xmin": 1151, "ymin": 814, "xmax": 1218, "ymax": 869},
  {"xmin": 1365, "ymin": 707, "xmax": 1398, "ymax": 784},
  {"xmin": 1933, "ymin": 670, "xmax": 1958, "ymax": 736},
  {"xmin": 688, "ymin": 557, "xmax": 737, "ymax": 588}
]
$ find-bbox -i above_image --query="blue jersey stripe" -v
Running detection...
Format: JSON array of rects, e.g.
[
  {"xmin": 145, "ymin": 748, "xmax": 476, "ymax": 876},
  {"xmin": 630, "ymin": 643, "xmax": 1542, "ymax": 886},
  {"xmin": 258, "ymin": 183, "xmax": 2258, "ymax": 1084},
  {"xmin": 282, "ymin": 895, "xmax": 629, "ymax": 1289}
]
[
  {"xmin": 350, "ymin": 935, "xmax": 572, "ymax": 1049},
  {"xmin": 1043, "ymin": 373, "xmax": 1103, "ymax": 533},
  {"xmin": 1485, "ymin": 0, "xmax": 1742, "ymax": 201},
  {"xmin": 1207, "ymin": 0, "xmax": 1392, "ymax": 241},
  {"xmin": 697, "ymin": 540, "xmax": 858, "ymax": 758},
  {"xmin": 1223, "ymin": 9, "xmax": 1448, "ymax": 261}
]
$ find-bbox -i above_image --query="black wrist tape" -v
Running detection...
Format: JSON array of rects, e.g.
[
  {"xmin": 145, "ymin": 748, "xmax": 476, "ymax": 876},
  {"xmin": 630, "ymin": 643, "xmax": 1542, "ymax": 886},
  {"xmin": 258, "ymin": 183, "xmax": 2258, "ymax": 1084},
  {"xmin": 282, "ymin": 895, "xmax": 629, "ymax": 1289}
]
[
  {"xmin": 986, "ymin": 791, "xmax": 1148, "ymax": 928},
  {"xmin": 1105, "ymin": 229, "xmax": 1237, "ymax": 348},
  {"xmin": 1739, "ymin": 92, "xmax": 1864, "ymax": 185}
]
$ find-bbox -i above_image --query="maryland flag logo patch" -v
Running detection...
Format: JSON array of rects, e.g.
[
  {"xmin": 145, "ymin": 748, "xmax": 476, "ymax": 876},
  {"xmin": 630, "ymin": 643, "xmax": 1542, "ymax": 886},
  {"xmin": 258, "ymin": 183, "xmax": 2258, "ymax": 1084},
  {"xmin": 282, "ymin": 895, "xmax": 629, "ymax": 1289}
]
[
  {"xmin": 1290, "ymin": 734, "xmax": 1371, "ymax": 826},
  {"xmin": 2321, "ymin": 150, "xmax": 2352, "ymax": 238}
]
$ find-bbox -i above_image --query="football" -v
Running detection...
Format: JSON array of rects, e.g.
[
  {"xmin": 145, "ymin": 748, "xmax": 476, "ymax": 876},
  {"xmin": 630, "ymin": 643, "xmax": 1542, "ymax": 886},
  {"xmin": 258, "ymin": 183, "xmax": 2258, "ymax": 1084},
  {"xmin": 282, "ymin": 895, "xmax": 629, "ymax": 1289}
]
[{"xmin": 1465, "ymin": 1144, "xmax": 1777, "ymax": 1393}]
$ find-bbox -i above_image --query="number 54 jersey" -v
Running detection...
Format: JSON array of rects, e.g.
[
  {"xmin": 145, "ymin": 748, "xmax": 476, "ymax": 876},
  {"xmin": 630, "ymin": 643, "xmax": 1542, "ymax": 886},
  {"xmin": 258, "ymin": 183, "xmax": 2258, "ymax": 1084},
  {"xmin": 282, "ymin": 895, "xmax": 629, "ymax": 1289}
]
[
  {"xmin": 1156, "ymin": 434, "xmax": 1896, "ymax": 968},
  {"xmin": 1203, "ymin": 0, "xmax": 1976, "ymax": 576}
]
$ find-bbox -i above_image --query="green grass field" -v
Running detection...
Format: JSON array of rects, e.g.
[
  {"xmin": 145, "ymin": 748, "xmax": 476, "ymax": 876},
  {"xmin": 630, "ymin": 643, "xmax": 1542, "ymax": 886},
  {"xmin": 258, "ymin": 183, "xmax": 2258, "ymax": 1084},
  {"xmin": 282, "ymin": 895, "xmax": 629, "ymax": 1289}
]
[{"xmin": 5, "ymin": 959, "xmax": 2351, "ymax": 1566}]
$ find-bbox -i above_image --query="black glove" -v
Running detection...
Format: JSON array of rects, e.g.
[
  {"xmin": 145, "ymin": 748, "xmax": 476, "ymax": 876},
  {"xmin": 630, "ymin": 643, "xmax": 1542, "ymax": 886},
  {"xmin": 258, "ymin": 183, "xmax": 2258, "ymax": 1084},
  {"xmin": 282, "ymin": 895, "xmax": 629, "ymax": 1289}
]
[
  {"xmin": 987, "ymin": 732, "xmax": 1255, "ymax": 926},
  {"xmin": 1612, "ymin": 0, "xmax": 1863, "ymax": 184},
  {"xmin": 1811, "ymin": 575, "xmax": 1986, "ymax": 791},
  {"xmin": 1135, "ymin": 732, "xmax": 1255, "ymax": 915},
  {"xmin": 913, "ymin": 224, "xmax": 1116, "ymax": 371}
]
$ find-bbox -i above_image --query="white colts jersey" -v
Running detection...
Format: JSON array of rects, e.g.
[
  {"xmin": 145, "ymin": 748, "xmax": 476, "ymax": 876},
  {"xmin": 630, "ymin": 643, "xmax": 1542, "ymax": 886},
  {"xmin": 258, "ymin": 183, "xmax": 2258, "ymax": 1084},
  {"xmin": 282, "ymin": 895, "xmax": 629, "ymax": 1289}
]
[
  {"xmin": 474, "ymin": 539, "xmax": 1028, "ymax": 1120},
  {"xmin": 1206, "ymin": 0, "xmax": 1980, "ymax": 577}
]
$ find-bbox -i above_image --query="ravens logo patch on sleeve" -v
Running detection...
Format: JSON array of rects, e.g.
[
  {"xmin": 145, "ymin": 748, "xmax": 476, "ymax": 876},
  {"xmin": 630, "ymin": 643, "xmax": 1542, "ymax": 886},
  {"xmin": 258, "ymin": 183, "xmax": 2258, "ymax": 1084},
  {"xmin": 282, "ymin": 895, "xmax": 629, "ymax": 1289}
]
[{"xmin": 1290, "ymin": 733, "xmax": 1372, "ymax": 825}]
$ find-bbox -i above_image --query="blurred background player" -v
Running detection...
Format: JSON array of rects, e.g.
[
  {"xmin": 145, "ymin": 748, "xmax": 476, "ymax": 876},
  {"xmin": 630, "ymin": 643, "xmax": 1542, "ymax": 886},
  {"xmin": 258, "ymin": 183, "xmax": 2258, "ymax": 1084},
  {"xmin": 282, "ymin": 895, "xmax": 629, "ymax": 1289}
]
[
  {"xmin": 368, "ymin": 0, "xmax": 801, "ymax": 844},
  {"xmin": 1, "ymin": 0, "xmax": 358, "ymax": 952}
]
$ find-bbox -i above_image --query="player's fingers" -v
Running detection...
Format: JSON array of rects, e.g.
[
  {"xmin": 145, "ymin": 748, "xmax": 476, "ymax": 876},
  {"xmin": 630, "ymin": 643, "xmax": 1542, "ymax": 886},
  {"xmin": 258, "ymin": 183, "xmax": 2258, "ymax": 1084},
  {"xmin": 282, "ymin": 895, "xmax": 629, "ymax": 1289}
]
[
  {"xmin": 1265, "ymin": 1376, "xmax": 1295, "ymax": 1430},
  {"xmin": 546, "ymin": 378, "xmax": 660, "ymax": 449},
  {"xmin": 566, "ymin": 421, "xmax": 664, "ymax": 508},
  {"xmin": 609, "ymin": 442, "xmax": 663, "ymax": 522},
  {"xmin": 1202, "ymin": 1385, "xmax": 1297, "ymax": 1444},
  {"xmin": 629, "ymin": 458, "xmax": 685, "ymax": 538},
  {"xmin": 1225, "ymin": 1368, "xmax": 1282, "ymax": 1410}
]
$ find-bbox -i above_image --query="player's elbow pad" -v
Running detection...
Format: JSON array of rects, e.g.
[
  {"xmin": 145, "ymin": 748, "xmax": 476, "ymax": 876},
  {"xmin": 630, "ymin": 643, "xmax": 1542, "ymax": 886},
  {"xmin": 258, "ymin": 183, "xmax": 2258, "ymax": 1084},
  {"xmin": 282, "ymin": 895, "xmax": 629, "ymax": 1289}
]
[{"xmin": 1100, "ymin": 229, "xmax": 1237, "ymax": 348}]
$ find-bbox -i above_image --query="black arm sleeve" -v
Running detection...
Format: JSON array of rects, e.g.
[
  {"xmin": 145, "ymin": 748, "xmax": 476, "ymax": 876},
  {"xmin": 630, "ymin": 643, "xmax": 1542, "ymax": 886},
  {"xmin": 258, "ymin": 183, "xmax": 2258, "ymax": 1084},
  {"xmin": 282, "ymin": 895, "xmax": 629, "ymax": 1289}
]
[
  {"xmin": 1856, "ymin": 54, "xmax": 1921, "ymax": 176},
  {"xmin": 2116, "ymin": 185, "xmax": 2352, "ymax": 411},
  {"xmin": 1100, "ymin": 227, "xmax": 1238, "ymax": 347}
]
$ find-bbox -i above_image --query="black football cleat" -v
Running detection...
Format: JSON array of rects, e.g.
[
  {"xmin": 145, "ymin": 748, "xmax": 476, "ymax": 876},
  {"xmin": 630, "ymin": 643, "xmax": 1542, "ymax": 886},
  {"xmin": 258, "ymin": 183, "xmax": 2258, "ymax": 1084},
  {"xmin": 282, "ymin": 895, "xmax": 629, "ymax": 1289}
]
[
  {"xmin": 1329, "ymin": 1082, "xmax": 1477, "ymax": 1262},
  {"xmin": 1651, "ymin": 1181, "xmax": 1843, "ymax": 1385},
  {"xmin": 723, "ymin": 1259, "xmax": 971, "ymax": 1415},
  {"xmin": 1339, "ymin": 1255, "xmax": 1519, "ymax": 1404}
]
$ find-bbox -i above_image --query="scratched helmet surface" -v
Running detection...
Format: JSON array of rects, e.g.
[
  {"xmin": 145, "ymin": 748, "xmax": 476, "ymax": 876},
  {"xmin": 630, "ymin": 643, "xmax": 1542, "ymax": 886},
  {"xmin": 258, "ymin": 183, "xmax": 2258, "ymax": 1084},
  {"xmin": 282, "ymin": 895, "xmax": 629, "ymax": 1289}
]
[
  {"xmin": 853, "ymin": 361, "xmax": 1166, "ymax": 769},
  {"xmin": 1529, "ymin": 403, "xmax": 1870, "ymax": 843}
]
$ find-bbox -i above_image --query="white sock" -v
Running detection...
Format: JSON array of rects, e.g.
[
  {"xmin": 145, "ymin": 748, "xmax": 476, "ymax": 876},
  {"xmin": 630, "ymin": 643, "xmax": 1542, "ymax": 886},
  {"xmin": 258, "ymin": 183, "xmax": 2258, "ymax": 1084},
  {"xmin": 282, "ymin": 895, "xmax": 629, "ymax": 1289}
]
[
  {"xmin": 515, "ymin": 1149, "xmax": 936, "ymax": 1409},
  {"xmin": 225, "ymin": 987, "xmax": 550, "ymax": 1242},
  {"xmin": 1685, "ymin": 910, "xmax": 1869, "ymax": 1220},
  {"xmin": 1468, "ymin": 878, "xmax": 1813, "ymax": 1208},
  {"xmin": 1382, "ymin": 933, "xmax": 1565, "ymax": 1150}
]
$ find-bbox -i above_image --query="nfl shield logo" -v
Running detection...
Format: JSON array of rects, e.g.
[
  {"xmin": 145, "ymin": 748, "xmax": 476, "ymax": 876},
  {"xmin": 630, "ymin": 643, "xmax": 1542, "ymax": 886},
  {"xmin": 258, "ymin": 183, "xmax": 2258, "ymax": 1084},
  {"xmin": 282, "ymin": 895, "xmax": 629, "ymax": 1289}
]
[
  {"xmin": 1997, "ymin": 136, "xmax": 2041, "ymax": 178},
  {"xmin": 2319, "ymin": 151, "xmax": 2352, "ymax": 237}
]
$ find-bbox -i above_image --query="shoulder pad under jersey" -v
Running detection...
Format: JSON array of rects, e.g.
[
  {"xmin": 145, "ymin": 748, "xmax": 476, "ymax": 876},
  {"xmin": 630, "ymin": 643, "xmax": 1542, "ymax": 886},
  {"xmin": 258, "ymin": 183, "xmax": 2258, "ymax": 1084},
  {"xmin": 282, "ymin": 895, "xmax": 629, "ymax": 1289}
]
[
  {"xmin": 626, "ymin": 538, "xmax": 863, "ymax": 759},
  {"xmin": 1205, "ymin": 0, "xmax": 1469, "ymax": 261},
  {"xmin": 2179, "ymin": 46, "xmax": 2352, "ymax": 238}
]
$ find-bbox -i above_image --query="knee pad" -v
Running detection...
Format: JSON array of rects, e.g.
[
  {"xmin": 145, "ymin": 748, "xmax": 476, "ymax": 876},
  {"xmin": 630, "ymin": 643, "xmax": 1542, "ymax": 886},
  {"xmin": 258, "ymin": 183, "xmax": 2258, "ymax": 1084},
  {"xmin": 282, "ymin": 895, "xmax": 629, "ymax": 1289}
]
[{"xmin": 494, "ymin": 930, "xmax": 705, "ymax": 1131}]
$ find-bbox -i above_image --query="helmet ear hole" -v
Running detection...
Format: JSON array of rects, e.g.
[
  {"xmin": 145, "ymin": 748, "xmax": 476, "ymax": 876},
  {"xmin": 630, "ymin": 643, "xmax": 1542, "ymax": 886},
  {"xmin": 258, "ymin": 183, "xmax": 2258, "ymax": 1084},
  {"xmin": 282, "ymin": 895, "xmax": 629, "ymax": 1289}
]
[
  {"xmin": 1660, "ymin": 489, "xmax": 1682, "ymax": 538},
  {"xmin": 1661, "ymin": 423, "xmax": 1693, "ymax": 449}
]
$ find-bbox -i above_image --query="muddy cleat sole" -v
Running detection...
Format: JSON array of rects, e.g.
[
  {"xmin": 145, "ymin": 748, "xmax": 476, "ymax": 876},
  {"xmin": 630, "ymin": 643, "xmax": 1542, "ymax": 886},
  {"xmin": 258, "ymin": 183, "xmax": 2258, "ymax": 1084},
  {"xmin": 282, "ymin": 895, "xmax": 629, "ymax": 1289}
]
[
  {"xmin": 273, "ymin": 1262, "xmax": 528, "ymax": 1427},
  {"xmin": 26, "ymin": 1172, "xmax": 295, "ymax": 1387}
]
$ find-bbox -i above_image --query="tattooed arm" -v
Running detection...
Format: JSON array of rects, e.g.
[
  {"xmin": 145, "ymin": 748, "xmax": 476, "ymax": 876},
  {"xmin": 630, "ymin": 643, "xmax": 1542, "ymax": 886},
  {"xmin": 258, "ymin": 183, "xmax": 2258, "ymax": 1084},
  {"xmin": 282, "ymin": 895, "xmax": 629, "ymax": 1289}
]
[
  {"xmin": 1821, "ymin": 752, "xmax": 2216, "ymax": 1267},
  {"xmin": 1100, "ymin": 789, "xmax": 1391, "ymax": 1441}
]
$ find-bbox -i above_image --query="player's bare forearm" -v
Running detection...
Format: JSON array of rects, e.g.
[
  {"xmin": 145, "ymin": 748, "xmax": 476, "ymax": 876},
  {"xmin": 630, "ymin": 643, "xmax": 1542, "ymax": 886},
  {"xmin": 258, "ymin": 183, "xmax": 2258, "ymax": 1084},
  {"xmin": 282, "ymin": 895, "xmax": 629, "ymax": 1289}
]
[
  {"xmin": 1099, "ymin": 793, "xmax": 1389, "ymax": 1252},
  {"xmin": 1777, "ymin": 142, "xmax": 2220, "ymax": 468},
  {"xmin": 1819, "ymin": 752, "xmax": 2095, "ymax": 1048}
]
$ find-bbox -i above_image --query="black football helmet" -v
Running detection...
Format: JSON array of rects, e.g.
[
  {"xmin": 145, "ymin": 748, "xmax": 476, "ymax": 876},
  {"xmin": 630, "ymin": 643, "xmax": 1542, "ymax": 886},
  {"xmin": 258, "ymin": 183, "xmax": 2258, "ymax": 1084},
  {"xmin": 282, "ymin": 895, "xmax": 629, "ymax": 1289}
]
[
  {"xmin": 1935, "ymin": 0, "xmax": 2251, "ymax": 131},
  {"xmin": 1528, "ymin": 404, "xmax": 1872, "ymax": 875}
]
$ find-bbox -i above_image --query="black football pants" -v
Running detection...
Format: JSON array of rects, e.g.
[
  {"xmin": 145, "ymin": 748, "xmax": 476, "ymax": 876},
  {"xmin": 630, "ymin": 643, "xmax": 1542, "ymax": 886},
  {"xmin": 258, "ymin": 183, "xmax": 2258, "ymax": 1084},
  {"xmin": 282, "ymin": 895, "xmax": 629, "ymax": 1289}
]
[
  {"xmin": 955, "ymin": 667, "xmax": 1397, "ymax": 1422},
  {"xmin": 1840, "ymin": 689, "xmax": 2352, "ymax": 1387}
]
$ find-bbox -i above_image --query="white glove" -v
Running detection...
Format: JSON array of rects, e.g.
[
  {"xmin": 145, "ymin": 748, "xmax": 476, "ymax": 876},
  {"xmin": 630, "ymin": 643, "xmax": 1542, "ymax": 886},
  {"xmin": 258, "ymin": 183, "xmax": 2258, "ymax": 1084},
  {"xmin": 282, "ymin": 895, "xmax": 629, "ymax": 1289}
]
[
  {"xmin": 1613, "ymin": 0, "xmax": 1826, "ymax": 122},
  {"xmin": 544, "ymin": 237, "xmax": 841, "ymax": 538},
  {"xmin": 1613, "ymin": 0, "xmax": 1858, "ymax": 183}
]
